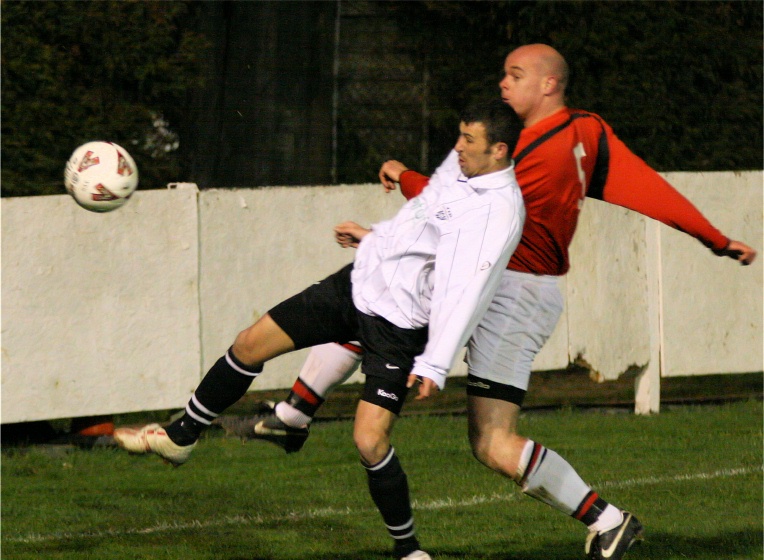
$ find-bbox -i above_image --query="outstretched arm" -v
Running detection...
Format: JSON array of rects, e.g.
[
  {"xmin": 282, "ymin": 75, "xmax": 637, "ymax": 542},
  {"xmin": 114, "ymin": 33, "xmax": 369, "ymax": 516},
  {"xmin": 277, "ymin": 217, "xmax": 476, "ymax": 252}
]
[{"xmin": 599, "ymin": 124, "xmax": 758, "ymax": 262}]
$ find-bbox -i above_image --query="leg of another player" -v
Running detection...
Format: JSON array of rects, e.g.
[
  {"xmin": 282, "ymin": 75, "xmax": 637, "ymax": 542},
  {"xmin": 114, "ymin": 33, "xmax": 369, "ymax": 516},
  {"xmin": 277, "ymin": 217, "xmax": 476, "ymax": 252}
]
[
  {"xmin": 469, "ymin": 395, "xmax": 619, "ymax": 518},
  {"xmin": 276, "ymin": 342, "xmax": 363, "ymax": 427},
  {"xmin": 244, "ymin": 342, "xmax": 363, "ymax": 453},
  {"xmin": 354, "ymin": 400, "xmax": 426, "ymax": 560},
  {"xmin": 467, "ymin": 394, "xmax": 526, "ymax": 474},
  {"xmin": 468, "ymin": 395, "xmax": 642, "ymax": 559}
]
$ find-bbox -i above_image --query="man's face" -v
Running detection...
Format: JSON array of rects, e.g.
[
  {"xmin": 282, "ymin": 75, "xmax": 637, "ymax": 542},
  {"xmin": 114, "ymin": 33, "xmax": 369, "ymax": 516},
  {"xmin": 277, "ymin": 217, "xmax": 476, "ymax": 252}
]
[
  {"xmin": 499, "ymin": 49, "xmax": 544, "ymax": 122},
  {"xmin": 454, "ymin": 121, "xmax": 499, "ymax": 178}
]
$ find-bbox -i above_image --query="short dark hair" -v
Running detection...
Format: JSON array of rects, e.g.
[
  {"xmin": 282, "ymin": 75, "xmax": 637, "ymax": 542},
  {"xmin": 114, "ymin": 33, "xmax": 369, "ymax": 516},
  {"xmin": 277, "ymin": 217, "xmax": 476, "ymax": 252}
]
[{"xmin": 459, "ymin": 100, "xmax": 523, "ymax": 155}]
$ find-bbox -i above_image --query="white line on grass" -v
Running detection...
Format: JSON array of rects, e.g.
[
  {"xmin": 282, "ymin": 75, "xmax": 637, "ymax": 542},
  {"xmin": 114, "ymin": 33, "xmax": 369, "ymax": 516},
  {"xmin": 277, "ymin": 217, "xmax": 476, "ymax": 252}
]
[
  {"xmin": 593, "ymin": 466, "xmax": 762, "ymax": 489},
  {"xmin": 7, "ymin": 465, "xmax": 761, "ymax": 544}
]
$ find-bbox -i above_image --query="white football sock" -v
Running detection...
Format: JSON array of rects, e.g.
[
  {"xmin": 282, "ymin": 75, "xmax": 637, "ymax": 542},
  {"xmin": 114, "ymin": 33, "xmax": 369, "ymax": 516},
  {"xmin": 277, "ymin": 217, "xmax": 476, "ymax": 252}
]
[
  {"xmin": 275, "ymin": 401, "xmax": 311, "ymax": 428},
  {"xmin": 275, "ymin": 342, "xmax": 363, "ymax": 428},
  {"xmin": 517, "ymin": 440, "xmax": 591, "ymax": 516},
  {"xmin": 588, "ymin": 505, "xmax": 623, "ymax": 534},
  {"xmin": 298, "ymin": 342, "xmax": 362, "ymax": 395}
]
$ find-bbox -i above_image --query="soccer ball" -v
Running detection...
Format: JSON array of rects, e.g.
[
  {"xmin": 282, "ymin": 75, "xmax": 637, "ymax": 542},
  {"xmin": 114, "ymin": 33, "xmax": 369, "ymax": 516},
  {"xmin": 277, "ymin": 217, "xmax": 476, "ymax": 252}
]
[{"xmin": 64, "ymin": 141, "xmax": 139, "ymax": 213}]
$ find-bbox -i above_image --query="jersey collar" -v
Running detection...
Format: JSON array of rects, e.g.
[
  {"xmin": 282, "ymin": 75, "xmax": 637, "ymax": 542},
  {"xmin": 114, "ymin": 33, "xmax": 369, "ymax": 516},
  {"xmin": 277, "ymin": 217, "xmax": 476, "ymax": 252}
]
[{"xmin": 460, "ymin": 162, "xmax": 516, "ymax": 190}]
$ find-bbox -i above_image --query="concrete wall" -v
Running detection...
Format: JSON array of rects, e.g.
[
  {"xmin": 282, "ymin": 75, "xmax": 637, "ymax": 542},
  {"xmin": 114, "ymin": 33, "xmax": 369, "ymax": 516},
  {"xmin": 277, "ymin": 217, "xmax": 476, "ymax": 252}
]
[
  {"xmin": 564, "ymin": 200, "xmax": 652, "ymax": 379},
  {"xmin": 2, "ymin": 172, "xmax": 761, "ymax": 423},
  {"xmin": 196, "ymin": 185, "xmax": 404, "ymax": 393},
  {"xmin": 659, "ymin": 172, "xmax": 763, "ymax": 377},
  {"xmin": 2, "ymin": 187, "xmax": 202, "ymax": 422}
]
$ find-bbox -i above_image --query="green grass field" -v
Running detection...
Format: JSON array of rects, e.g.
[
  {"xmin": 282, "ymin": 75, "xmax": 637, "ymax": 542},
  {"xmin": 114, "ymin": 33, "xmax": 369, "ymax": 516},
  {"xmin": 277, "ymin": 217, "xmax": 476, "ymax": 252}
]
[{"xmin": 3, "ymin": 399, "xmax": 761, "ymax": 560}]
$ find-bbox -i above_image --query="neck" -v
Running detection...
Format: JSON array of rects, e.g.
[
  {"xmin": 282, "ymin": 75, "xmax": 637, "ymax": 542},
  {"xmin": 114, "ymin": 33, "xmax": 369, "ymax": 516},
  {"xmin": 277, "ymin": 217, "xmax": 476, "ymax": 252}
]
[{"xmin": 523, "ymin": 102, "xmax": 567, "ymax": 128}]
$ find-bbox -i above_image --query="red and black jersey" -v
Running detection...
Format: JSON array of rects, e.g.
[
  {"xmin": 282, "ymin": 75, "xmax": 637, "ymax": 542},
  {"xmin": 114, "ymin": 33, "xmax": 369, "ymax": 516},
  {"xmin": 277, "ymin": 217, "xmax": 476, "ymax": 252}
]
[{"xmin": 400, "ymin": 107, "xmax": 729, "ymax": 276}]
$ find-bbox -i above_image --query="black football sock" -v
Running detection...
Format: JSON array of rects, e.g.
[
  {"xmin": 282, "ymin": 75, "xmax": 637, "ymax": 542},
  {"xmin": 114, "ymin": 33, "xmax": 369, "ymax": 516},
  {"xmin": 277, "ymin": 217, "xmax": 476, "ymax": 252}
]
[
  {"xmin": 166, "ymin": 346, "xmax": 262, "ymax": 445},
  {"xmin": 364, "ymin": 447, "xmax": 420, "ymax": 556}
]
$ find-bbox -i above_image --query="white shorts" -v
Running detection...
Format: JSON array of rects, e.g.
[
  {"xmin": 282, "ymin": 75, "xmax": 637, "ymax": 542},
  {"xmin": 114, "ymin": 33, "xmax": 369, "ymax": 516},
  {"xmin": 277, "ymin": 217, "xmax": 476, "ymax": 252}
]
[{"xmin": 466, "ymin": 269, "xmax": 563, "ymax": 391}]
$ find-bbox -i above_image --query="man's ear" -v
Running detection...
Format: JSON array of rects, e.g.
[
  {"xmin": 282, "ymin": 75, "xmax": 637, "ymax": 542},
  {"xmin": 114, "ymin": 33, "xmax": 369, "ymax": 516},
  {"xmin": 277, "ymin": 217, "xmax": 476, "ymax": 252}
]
[
  {"xmin": 543, "ymin": 75, "xmax": 560, "ymax": 95},
  {"xmin": 492, "ymin": 141, "xmax": 509, "ymax": 161}
]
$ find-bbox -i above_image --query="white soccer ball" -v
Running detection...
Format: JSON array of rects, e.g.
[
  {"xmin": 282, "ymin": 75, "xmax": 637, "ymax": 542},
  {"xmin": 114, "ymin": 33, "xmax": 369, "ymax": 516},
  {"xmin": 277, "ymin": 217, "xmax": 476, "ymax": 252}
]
[{"xmin": 64, "ymin": 141, "xmax": 139, "ymax": 213}]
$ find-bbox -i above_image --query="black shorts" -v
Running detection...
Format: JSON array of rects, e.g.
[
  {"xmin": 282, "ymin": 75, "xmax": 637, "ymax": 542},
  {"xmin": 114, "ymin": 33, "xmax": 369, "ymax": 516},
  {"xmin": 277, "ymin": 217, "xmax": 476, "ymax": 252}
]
[
  {"xmin": 362, "ymin": 375, "xmax": 409, "ymax": 415},
  {"xmin": 268, "ymin": 263, "xmax": 428, "ymax": 391}
]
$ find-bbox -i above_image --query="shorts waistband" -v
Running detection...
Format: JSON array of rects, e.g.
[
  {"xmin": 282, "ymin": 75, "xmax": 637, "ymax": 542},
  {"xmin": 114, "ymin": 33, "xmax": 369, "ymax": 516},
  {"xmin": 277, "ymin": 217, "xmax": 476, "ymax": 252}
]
[{"xmin": 503, "ymin": 268, "xmax": 560, "ymax": 284}]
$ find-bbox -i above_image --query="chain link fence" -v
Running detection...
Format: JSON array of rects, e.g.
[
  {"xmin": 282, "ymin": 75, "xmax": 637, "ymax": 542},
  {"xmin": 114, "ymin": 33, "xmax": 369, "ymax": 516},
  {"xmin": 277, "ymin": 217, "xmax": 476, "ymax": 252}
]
[{"xmin": 335, "ymin": 1, "xmax": 430, "ymax": 183}]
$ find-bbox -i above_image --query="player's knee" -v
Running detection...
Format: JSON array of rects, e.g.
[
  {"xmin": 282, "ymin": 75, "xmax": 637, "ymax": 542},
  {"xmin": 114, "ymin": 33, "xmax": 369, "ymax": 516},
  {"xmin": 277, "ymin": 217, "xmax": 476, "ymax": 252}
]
[
  {"xmin": 469, "ymin": 429, "xmax": 525, "ymax": 480},
  {"xmin": 231, "ymin": 330, "xmax": 255, "ymax": 362},
  {"xmin": 231, "ymin": 314, "xmax": 293, "ymax": 365},
  {"xmin": 353, "ymin": 428, "xmax": 389, "ymax": 465},
  {"xmin": 469, "ymin": 431, "xmax": 497, "ymax": 469}
]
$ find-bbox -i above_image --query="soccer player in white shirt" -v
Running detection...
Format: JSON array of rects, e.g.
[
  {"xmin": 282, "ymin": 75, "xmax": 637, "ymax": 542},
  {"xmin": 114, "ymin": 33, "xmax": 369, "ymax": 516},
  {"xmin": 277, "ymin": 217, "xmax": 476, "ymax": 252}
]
[{"xmin": 113, "ymin": 100, "xmax": 526, "ymax": 560}]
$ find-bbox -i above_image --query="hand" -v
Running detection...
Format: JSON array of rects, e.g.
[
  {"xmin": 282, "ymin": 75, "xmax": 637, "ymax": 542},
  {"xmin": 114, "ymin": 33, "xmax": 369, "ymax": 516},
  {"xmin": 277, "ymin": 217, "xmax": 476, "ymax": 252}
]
[
  {"xmin": 378, "ymin": 160, "xmax": 409, "ymax": 193},
  {"xmin": 714, "ymin": 240, "xmax": 757, "ymax": 265},
  {"xmin": 334, "ymin": 221, "xmax": 370, "ymax": 249},
  {"xmin": 406, "ymin": 373, "xmax": 439, "ymax": 400}
]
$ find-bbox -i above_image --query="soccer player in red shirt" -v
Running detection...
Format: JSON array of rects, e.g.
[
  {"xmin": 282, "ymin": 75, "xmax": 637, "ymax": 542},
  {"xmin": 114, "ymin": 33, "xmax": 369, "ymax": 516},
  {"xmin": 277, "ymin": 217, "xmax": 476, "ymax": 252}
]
[{"xmin": 249, "ymin": 44, "xmax": 757, "ymax": 560}]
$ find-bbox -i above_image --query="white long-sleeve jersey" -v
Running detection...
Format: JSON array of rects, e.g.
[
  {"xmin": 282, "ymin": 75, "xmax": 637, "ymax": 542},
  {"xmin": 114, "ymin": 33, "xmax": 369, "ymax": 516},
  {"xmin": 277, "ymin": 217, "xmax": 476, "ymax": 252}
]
[{"xmin": 351, "ymin": 151, "xmax": 525, "ymax": 389}]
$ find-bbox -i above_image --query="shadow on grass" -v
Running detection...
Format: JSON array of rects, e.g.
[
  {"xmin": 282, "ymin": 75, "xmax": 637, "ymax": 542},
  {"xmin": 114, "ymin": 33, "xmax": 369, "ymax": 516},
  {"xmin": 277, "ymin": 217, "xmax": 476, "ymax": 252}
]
[
  {"xmin": 637, "ymin": 528, "xmax": 763, "ymax": 559},
  {"xmin": 303, "ymin": 528, "xmax": 764, "ymax": 560},
  {"xmin": 415, "ymin": 527, "xmax": 764, "ymax": 560}
]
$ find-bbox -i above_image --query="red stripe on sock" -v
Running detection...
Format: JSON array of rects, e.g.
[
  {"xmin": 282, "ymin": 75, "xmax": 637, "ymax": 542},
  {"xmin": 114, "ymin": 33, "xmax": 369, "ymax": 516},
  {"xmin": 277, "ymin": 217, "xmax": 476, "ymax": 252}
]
[
  {"xmin": 574, "ymin": 492, "xmax": 599, "ymax": 520},
  {"xmin": 292, "ymin": 379, "xmax": 321, "ymax": 405},
  {"xmin": 341, "ymin": 342, "xmax": 364, "ymax": 355}
]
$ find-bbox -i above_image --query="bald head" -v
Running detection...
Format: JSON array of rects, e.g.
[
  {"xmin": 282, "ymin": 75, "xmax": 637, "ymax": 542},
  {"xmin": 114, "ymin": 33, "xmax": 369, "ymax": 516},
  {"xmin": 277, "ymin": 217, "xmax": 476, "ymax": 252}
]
[
  {"xmin": 510, "ymin": 44, "xmax": 569, "ymax": 91},
  {"xmin": 499, "ymin": 44, "xmax": 569, "ymax": 127}
]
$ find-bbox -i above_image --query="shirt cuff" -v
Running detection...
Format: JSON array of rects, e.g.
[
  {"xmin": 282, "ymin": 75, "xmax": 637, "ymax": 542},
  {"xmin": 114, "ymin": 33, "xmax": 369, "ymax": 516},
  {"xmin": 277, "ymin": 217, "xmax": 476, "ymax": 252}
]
[
  {"xmin": 411, "ymin": 361, "xmax": 448, "ymax": 390},
  {"xmin": 711, "ymin": 238, "xmax": 731, "ymax": 255}
]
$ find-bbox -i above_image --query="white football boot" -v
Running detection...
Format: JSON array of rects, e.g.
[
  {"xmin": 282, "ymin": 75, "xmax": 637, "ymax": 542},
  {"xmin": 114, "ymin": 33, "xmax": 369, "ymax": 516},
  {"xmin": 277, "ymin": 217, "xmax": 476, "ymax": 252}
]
[
  {"xmin": 113, "ymin": 423, "xmax": 196, "ymax": 466},
  {"xmin": 400, "ymin": 551, "xmax": 432, "ymax": 560}
]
